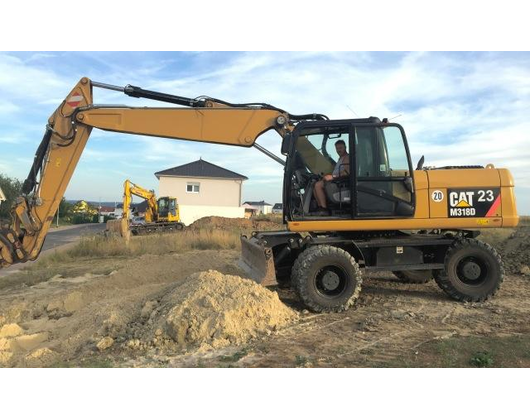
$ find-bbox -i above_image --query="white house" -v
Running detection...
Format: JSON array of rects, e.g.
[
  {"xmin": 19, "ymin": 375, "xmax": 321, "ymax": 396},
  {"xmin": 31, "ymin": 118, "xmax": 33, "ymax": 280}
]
[
  {"xmin": 242, "ymin": 200, "xmax": 272, "ymax": 215},
  {"xmin": 272, "ymin": 203, "xmax": 283, "ymax": 214},
  {"xmin": 0, "ymin": 187, "xmax": 5, "ymax": 204},
  {"xmin": 155, "ymin": 159, "xmax": 248, "ymax": 225}
]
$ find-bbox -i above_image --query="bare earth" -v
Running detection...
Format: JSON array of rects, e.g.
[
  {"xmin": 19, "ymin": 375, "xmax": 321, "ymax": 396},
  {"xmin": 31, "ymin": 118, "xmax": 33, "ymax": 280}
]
[{"xmin": 0, "ymin": 224, "xmax": 529, "ymax": 368}]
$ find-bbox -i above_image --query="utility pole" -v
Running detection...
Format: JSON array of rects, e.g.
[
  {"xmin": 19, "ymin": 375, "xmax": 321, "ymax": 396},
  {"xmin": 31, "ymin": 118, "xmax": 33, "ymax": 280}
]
[{"xmin": 56, "ymin": 203, "xmax": 59, "ymax": 228}]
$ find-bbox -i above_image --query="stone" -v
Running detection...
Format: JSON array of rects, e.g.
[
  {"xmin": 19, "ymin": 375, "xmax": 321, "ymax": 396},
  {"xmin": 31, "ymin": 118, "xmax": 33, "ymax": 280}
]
[
  {"xmin": 11, "ymin": 332, "xmax": 49, "ymax": 352},
  {"xmin": 0, "ymin": 323, "xmax": 24, "ymax": 338},
  {"xmin": 96, "ymin": 336, "xmax": 114, "ymax": 351}
]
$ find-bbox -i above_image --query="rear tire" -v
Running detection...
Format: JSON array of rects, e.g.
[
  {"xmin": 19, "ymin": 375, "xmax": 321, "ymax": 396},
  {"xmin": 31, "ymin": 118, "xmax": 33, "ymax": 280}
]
[
  {"xmin": 291, "ymin": 245, "xmax": 362, "ymax": 312},
  {"xmin": 434, "ymin": 238, "xmax": 503, "ymax": 302},
  {"xmin": 393, "ymin": 270, "xmax": 433, "ymax": 284}
]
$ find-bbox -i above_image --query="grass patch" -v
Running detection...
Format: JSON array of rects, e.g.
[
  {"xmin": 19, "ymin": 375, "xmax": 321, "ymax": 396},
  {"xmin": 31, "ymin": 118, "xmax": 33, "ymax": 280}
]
[
  {"xmin": 470, "ymin": 351, "xmax": 494, "ymax": 368},
  {"xmin": 295, "ymin": 355, "xmax": 310, "ymax": 367},
  {"xmin": 45, "ymin": 229, "xmax": 240, "ymax": 261},
  {"xmin": 378, "ymin": 334, "xmax": 530, "ymax": 368},
  {"xmin": 219, "ymin": 349, "xmax": 249, "ymax": 363}
]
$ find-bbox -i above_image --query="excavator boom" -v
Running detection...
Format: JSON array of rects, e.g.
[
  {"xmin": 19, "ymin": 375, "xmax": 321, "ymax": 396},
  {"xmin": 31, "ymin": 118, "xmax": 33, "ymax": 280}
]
[{"xmin": 0, "ymin": 77, "xmax": 293, "ymax": 269}]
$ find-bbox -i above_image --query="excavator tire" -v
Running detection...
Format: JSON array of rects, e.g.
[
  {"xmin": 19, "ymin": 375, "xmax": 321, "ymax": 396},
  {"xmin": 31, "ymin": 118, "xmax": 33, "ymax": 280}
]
[
  {"xmin": 434, "ymin": 238, "xmax": 504, "ymax": 302},
  {"xmin": 291, "ymin": 245, "xmax": 362, "ymax": 313}
]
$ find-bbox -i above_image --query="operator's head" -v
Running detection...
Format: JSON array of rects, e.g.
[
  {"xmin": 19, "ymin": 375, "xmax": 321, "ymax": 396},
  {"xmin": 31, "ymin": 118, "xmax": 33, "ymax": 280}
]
[{"xmin": 335, "ymin": 139, "xmax": 347, "ymax": 157}]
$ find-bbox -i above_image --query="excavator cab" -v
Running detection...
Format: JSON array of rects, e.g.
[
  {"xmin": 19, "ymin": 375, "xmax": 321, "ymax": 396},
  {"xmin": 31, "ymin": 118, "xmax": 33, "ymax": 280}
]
[
  {"xmin": 283, "ymin": 118, "xmax": 416, "ymax": 220},
  {"xmin": 157, "ymin": 196, "xmax": 179, "ymax": 222}
]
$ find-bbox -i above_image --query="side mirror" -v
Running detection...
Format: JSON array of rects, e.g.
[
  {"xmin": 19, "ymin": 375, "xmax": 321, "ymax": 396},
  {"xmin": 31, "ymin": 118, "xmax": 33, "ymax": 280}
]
[
  {"xmin": 281, "ymin": 133, "xmax": 291, "ymax": 155},
  {"xmin": 416, "ymin": 155, "xmax": 425, "ymax": 170}
]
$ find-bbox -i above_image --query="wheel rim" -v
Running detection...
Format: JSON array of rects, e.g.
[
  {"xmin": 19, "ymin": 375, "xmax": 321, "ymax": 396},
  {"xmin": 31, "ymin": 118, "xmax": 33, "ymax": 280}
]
[
  {"xmin": 455, "ymin": 256, "xmax": 488, "ymax": 285},
  {"xmin": 315, "ymin": 265, "xmax": 348, "ymax": 297}
]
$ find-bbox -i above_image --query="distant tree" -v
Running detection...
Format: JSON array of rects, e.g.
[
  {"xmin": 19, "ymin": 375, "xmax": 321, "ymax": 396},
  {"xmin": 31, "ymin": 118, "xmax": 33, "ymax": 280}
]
[
  {"xmin": 72, "ymin": 200, "xmax": 98, "ymax": 215},
  {"xmin": 56, "ymin": 197, "xmax": 75, "ymax": 222},
  {"xmin": 0, "ymin": 173, "xmax": 22, "ymax": 220}
]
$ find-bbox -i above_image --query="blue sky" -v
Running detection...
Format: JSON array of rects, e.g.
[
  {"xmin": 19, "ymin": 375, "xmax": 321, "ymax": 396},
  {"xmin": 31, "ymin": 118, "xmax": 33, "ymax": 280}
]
[{"xmin": 0, "ymin": 51, "xmax": 529, "ymax": 212}]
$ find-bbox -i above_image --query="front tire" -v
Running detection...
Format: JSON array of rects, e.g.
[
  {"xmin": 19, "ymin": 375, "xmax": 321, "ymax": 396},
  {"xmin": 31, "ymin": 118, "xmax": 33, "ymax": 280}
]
[
  {"xmin": 434, "ymin": 238, "xmax": 503, "ymax": 302},
  {"xmin": 291, "ymin": 245, "xmax": 362, "ymax": 312}
]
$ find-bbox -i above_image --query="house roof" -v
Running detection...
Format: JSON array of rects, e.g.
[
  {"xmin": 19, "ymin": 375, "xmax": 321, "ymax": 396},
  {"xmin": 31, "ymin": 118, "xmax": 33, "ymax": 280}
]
[
  {"xmin": 99, "ymin": 206, "xmax": 115, "ymax": 212},
  {"xmin": 132, "ymin": 200, "xmax": 149, "ymax": 213},
  {"xmin": 243, "ymin": 200, "xmax": 272, "ymax": 206},
  {"xmin": 155, "ymin": 159, "xmax": 248, "ymax": 180}
]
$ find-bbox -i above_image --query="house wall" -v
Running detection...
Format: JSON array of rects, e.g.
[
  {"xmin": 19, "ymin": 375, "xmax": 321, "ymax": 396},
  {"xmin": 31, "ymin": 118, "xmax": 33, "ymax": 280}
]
[
  {"xmin": 178, "ymin": 205, "xmax": 245, "ymax": 226},
  {"xmin": 159, "ymin": 176, "xmax": 243, "ymax": 207},
  {"xmin": 261, "ymin": 205, "xmax": 273, "ymax": 215}
]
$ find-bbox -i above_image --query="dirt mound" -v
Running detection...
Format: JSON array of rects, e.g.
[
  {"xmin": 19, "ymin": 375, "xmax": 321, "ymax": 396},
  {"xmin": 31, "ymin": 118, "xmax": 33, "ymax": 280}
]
[
  {"xmin": 499, "ymin": 226, "xmax": 530, "ymax": 275},
  {"xmin": 189, "ymin": 216, "xmax": 283, "ymax": 233},
  {"xmin": 145, "ymin": 270, "xmax": 298, "ymax": 351},
  {"xmin": 0, "ymin": 250, "xmax": 245, "ymax": 367}
]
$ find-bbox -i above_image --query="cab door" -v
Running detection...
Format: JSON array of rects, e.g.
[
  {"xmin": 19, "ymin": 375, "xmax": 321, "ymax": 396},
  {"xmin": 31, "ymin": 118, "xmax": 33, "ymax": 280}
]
[{"xmin": 352, "ymin": 124, "xmax": 415, "ymax": 218}]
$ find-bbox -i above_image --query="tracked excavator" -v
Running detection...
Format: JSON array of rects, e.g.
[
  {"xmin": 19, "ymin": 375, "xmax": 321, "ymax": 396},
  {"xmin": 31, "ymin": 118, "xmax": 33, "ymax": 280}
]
[
  {"xmin": 0, "ymin": 78, "xmax": 519, "ymax": 312},
  {"xmin": 110, "ymin": 179, "xmax": 184, "ymax": 236}
]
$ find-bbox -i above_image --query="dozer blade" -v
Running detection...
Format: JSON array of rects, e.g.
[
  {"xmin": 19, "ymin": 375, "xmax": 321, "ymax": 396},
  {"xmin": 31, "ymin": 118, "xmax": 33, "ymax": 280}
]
[{"xmin": 239, "ymin": 235, "xmax": 277, "ymax": 286}]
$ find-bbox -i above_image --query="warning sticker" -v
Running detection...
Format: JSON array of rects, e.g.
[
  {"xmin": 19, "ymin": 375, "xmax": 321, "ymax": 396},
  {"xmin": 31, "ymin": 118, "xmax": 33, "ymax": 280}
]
[
  {"xmin": 447, "ymin": 188, "xmax": 501, "ymax": 218},
  {"xmin": 66, "ymin": 91, "xmax": 83, "ymax": 108}
]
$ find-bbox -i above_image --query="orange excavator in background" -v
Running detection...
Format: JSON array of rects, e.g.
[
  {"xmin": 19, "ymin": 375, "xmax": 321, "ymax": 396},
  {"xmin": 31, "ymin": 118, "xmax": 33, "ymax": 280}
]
[{"xmin": 0, "ymin": 78, "xmax": 518, "ymax": 312}]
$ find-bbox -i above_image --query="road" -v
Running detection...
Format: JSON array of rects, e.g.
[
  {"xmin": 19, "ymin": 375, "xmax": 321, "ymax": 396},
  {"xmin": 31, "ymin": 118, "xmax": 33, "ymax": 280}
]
[
  {"xmin": 0, "ymin": 223, "xmax": 107, "ymax": 277},
  {"xmin": 41, "ymin": 223, "xmax": 106, "ymax": 251}
]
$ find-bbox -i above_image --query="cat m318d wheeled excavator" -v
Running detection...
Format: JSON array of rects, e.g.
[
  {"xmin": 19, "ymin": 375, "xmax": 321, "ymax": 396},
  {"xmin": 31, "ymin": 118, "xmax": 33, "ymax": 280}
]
[{"xmin": 0, "ymin": 78, "xmax": 519, "ymax": 312}]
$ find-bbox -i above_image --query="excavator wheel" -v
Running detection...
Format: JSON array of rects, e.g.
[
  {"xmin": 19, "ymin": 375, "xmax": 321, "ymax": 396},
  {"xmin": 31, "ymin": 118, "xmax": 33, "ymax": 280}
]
[
  {"xmin": 434, "ymin": 238, "xmax": 504, "ymax": 302},
  {"xmin": 392, "ymin": 270, "xmax": 433, "ymax": 284},
  {"xmin": 291, "ymin": 245, "xmax": 362, "ymax": 313}
]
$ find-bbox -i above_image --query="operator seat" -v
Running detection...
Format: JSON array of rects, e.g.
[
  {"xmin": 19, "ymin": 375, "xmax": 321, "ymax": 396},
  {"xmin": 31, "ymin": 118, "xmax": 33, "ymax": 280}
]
[{"xmin": 324, "ymin": 176, "xmax": 351, "ymax": 205}]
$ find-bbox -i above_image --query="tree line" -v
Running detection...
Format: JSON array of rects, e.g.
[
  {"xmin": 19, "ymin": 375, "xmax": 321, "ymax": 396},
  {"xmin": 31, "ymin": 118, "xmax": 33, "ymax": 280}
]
[{"xmin": 0, "ymin": 173, "xmax": 103, "ymax": 224}]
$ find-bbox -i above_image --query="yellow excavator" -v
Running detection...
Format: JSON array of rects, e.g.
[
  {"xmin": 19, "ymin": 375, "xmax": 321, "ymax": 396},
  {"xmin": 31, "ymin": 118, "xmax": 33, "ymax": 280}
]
[
  {"xmin": 0, "ymin": 77, "xmax": 518, "ymax": 312},
  {"xmin": 115, "ymin": 179, "xmax": 183, "ymax": 236}
]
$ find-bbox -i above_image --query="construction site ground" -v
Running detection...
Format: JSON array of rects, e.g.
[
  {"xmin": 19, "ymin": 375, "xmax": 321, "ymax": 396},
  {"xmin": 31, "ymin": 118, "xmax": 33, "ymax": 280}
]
[{"xmin": 1, "ymin": 216, "xmax": 529, "ymax": 368}]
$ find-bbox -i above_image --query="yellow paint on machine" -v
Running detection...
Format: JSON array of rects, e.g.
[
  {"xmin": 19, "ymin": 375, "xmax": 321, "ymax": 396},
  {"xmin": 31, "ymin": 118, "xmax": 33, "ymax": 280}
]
[{"xmin": 288, "ymin": 167, "xmax": 518, "ymax": 232}]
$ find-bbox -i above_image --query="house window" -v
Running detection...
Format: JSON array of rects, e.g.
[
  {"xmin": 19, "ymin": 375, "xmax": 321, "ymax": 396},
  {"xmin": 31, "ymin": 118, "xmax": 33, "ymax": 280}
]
[{"xmin": 186, "ymin": 182, "xmax": 200, "ymax": 193}]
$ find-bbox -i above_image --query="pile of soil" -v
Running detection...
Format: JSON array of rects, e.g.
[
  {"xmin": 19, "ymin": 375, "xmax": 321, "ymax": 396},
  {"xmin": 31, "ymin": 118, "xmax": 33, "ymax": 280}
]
[
  {"xmin": 0, "ymin": 250, "xmax": 247, "ymax": 367},
  {"xmin": 499, "ymin": 226, "xmax": 530, "ymax": 275},
  {"xmin": 138, "ymin": 270, "xmax": 298, "ymax": 351},
  {"xmin": 189, "ymin": 216, "xmax": 283, "ymax": 233}
]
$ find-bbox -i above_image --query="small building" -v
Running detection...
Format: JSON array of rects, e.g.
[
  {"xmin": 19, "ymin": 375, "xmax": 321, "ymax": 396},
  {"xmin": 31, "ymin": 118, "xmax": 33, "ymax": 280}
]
[
  {"xmin": 241, "ymin": 203, "xmax": 258, "ymax": 219},
  {"xmin": 0, "ymin": 187, "xmax": 6, "ymax": 204},
  {"xmin": 113, "ymin": 203, "xmax": 126, "ymax": 219},
  {"xmin": 155, "ymin": 159, "xmax": 248, "ymax": 225},
  {"xmin": 98, "ymin": 206, "xmax": 116, "ymax": 217},
  {"xmin": 242, "ymin": 200, "xmax": 272, "ymax": 215},
  {"xmin": 272, "ymin": 203, "xmax": 283, "ymax": 214}
]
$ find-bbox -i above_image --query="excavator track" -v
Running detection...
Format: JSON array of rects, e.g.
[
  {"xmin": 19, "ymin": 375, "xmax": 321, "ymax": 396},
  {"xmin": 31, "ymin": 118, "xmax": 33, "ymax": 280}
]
[{"xmin": 130, "ymin": 222, "xmax": 185, "ymax": 236}]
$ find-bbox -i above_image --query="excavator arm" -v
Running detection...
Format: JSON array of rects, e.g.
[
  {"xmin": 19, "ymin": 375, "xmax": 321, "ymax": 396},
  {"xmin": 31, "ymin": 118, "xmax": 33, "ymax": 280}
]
[
  {"xmin": 0, "ymin": 77, "xmax": 315, "ymax": 269},
  {"xmin": 122, "ymin": 180, "xmax": 158, "ymax": 223}
]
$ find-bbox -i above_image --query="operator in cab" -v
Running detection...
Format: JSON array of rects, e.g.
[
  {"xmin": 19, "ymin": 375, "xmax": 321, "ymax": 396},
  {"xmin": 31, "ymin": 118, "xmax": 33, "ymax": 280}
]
[{"xmin": 313, "ymin": 139, "xmax": 350, "ymax": 216}]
